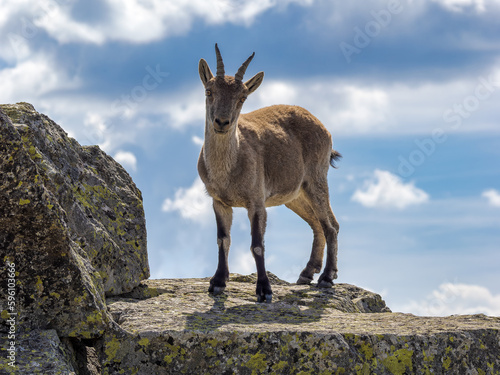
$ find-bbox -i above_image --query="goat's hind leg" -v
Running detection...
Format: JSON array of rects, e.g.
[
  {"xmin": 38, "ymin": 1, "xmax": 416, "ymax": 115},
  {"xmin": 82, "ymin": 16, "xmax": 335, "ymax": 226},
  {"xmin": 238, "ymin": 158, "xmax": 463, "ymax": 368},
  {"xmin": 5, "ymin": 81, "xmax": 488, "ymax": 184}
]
[
  {"xmin": 286, "ymin": 198, "xmax": 326, "ymax": 285},
  {"xmin": 316, "ymin": 211, "xmax": 339, "ymax": 288},
  {"xmin": 209, "ymin": 200, "xmax": 233, "ymax": 295},
  {"xmin": 303, "ymin": 181, "xmax": 339, "ymax": 288}
]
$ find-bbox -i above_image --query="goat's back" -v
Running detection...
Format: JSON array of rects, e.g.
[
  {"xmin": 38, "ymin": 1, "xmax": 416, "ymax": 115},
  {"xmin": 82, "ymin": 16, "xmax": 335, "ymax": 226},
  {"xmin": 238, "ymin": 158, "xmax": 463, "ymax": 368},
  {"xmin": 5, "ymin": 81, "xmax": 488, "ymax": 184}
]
[{"xmin": 239, "ymin": 104, "xmax": 333, "ymax": 169}]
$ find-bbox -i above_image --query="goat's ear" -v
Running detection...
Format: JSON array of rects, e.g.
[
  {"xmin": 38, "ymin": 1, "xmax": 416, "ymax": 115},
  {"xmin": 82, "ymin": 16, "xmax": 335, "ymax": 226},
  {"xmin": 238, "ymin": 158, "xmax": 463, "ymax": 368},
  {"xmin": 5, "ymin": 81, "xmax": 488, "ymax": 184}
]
[
  {"xmin": 199, "ymin": 59, "xmax": 214, "ymax": 87},
  {"xmin": 245, "ymin": 71, "xmax": 264, "ymax": 95}
]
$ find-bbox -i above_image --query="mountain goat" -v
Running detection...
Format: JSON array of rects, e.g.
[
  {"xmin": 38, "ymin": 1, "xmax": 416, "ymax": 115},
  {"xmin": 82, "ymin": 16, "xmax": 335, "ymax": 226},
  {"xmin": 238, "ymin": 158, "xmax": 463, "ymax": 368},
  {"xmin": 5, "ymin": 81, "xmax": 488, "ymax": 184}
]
[{"xmin": 198, "ymin": 44, "xmax": 341, "ymax": 302}]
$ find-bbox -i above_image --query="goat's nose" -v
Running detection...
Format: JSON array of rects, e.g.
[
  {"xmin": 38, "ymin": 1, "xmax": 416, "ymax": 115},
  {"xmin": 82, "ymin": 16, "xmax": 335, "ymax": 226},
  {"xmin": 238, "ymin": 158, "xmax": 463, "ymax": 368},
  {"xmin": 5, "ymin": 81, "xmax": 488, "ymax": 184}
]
[
  {"xmin": 214, "ymin": 117, "xmax": 230, "ymax": 132},
  {"xmin": 214, "ymin": 118, "xmax": 230, "ymax": 127}
]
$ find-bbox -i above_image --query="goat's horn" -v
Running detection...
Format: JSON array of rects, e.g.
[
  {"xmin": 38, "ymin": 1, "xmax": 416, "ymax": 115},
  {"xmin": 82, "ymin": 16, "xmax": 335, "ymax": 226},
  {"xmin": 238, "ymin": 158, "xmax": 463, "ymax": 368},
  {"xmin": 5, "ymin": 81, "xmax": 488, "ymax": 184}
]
[
  {"xmin": 215, "ymin": 43, "xmax": 225, "ymax": 78},
  {"xmin": 235, "ymin": 52, "xmax": 255, "ymax": 82}
]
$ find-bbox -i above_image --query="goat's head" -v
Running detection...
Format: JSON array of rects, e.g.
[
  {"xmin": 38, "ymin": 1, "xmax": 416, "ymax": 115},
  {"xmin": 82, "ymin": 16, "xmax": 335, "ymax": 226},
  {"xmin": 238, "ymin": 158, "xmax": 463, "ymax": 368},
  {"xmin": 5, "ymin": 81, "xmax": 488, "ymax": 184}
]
[{"xmin": 199, "ymin": 44, "xmax": 264, "ymax": 134}]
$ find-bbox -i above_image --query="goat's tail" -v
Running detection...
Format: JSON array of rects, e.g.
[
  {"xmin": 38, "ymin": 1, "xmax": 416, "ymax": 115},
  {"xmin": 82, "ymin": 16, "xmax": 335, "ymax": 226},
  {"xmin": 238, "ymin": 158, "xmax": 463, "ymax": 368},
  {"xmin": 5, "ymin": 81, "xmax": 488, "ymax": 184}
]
[{"xmin": 330, "ymin": 149, "xmax": 342, "ymax": 168}]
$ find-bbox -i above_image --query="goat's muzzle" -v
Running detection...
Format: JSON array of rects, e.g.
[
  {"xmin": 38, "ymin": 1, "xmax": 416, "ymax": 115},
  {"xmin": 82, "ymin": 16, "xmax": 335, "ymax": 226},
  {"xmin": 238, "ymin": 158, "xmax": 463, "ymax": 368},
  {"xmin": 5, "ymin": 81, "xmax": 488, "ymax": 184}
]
[{"xmin": 213, "ymin": 117, "xmax": 231, "ymax": 134}]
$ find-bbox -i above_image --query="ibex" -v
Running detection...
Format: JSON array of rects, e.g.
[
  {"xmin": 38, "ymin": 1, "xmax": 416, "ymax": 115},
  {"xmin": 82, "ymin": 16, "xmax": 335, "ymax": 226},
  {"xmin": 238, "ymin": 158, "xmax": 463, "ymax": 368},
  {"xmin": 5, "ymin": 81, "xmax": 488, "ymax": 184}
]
[{"xmin": 198, "ymin": 44, "xmax": 341, "ymax": 302}]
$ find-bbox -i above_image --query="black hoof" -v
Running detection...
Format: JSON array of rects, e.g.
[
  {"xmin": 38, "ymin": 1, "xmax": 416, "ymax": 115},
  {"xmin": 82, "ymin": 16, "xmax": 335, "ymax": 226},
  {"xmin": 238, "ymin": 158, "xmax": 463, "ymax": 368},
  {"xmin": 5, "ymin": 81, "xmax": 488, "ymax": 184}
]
[
  {"xmin": 256, "ymin": 280, "xmax": 273, "ymax": 303},
  {"xmin": 317, "ymin": 280, "xmax": 334, "ymax": 288},
  {"xmin": 296, "ymin": 275, "xmax": 313, "ymax": 285},
  {"xmin": 208, "ymin": 276, "xmax": 227, "ymax": 295},
  {"xmin": 257, "ymin": 293, "xmax": 272, "ymax": 303},
  {"xmin": 317, "ymin": 274, "xmax": 334, "ymax": 288}
]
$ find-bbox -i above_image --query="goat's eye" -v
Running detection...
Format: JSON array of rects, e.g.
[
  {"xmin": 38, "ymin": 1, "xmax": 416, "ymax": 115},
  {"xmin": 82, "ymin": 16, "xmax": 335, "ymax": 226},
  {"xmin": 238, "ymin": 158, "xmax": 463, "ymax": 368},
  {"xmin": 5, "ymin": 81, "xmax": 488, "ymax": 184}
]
[
  {"xmin": 206, "ymin": 90, "xmax": 212, "ymax": 96},
  {"xmin": 240, "ymin": 97, "xmax": 247, "ymax": 103}
]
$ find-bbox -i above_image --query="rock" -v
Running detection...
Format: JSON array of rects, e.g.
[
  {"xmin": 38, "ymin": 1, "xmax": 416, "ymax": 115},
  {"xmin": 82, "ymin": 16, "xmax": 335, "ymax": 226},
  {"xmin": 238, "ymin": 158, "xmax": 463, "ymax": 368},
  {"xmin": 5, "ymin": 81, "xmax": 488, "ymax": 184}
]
[
  {"xmin": 101, "ymin": 275, "xmax": 500, "ymax": 374},
  {"xmin": 0, "ymin": 330, "xmax": 76, "ymax": 374},
  {"xmin": 0, "ymin": 103, "xmax": 148, "ymax": 338}
]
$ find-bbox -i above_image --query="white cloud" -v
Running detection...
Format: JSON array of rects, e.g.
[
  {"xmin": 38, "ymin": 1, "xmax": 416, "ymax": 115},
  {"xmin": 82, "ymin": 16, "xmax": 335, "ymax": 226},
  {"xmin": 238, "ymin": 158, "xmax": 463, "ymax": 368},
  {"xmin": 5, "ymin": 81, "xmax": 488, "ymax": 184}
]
[
  {"xmin": 401, "ymin": 282, "xmax": 500, "ymax": 316},
  {"xmin": 351, "ymin": 169, "xmax": 429, "ymax": 209},
  {"xmin": 114, "ymin": 150, "xmax": 137, "ymax": 172},
  {"xmin": 228, "ymin": 246, "xmax": 279, "ymax": 276},
  {"xmin": 0, "ymin": 54, "xmax": 80, "ymax": 103},
  {"xmin": 33, "ymin": 3, "xmax": 105, "ymax": 44},
  {"xmin": 230, "ymin": 247, "xmax": 256, "ymax": 275},
  {"xmin": 162, "ymin": 89, "xmax": 205, "ymax": 129},
  {"xmin": 256, "ymin": 81, "xmax": 298, "ymax": 105},
  {"xmin": 84, "ymin": 113, "xmax": 107, "ymax": 137},
  {"xmin": 432, "ymin": 0, "xmax": 490, "ymax": 13},
  {"xmin": 3, "ymin": 0, "xmax": 313, "ymax": 45},
  {"xmin": 482, "ymin": 189, "xmax": 500, "ymax": 207},
  {"xmin": 330, "ymin": 85, "xmax": 389, "ymax": 132},
  {"xmin": 192, "ymin": 135, "xmax": 204, "ymax": 146},
  {"xmin": 162, "ymin": 178, "xmax": 212, "ymax": 224},
  {"xmin": 0, "ymin": 0, "xmax": 37, "ymax": 62},
  {"xmin": 304, "ymin": 0, "xmax": 500, "ymax": 40},
  {"xmin": 6, "ymin": 0, "xmax": 494, "ymax": 54}
]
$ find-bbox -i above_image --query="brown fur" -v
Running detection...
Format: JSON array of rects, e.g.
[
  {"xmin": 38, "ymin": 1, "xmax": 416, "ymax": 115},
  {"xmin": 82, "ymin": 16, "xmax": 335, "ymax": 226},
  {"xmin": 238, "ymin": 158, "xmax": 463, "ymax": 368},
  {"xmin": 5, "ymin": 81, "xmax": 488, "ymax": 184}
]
[{"xmin": 198, "ymin": 45, "xmax": 340, "ymax": 302}]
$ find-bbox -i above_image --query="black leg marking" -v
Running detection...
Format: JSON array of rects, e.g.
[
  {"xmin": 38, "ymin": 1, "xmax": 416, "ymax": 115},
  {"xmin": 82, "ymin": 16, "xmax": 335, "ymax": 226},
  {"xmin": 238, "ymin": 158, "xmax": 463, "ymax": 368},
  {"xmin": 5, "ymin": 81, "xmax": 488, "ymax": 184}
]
[
  {"xmin": 317, "ymin": 219, "xmax": 338, "ymax": 288},
  {"xmin": 209, "ymin": 201, "xmax": 232, "ymax": 295}
]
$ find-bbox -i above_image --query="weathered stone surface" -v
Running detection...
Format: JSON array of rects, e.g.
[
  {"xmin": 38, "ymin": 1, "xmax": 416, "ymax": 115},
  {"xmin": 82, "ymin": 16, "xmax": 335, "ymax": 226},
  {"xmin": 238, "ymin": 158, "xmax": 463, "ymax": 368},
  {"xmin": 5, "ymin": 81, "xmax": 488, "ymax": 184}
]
[
  {"xmin": 101, "ymin": 275, "xmax": 500, "ymax": 374},
  {"xmin": 0, "ymin": 329, "xmax": 75, "ymax": 374},
  {"xmin": 0, "ymin": 103, "xmax": 148, "ymax": 338}
]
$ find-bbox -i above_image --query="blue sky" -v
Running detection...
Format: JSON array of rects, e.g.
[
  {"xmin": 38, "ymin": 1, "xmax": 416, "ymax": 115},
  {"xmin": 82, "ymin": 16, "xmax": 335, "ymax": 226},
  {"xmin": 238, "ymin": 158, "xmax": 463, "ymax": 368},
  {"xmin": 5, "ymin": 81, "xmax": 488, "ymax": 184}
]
[{"xmin": 2, "ymin": 0, "xmax": 500, "ymax": 316}]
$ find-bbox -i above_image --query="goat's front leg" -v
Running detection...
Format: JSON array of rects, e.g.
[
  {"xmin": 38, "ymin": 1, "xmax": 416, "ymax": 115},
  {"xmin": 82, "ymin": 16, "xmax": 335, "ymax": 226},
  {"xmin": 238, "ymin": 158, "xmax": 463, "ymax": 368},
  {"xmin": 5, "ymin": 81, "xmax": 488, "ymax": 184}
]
[
  {"xmin": 209, "ymin": 200, "xmax": 233, "ymax": 295},
  {"xmin": 248, "ymin": 205, "xmax": 272, "ymax": 303}
]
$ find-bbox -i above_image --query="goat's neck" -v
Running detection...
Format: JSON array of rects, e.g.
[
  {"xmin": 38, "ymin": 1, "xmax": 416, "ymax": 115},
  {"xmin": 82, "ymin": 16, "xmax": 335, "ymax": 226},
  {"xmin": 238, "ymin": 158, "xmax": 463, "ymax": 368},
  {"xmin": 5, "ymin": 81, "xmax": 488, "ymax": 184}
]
[{"xmin": 203, "ymin": 122, "xmax": 240, "ymax": 182}]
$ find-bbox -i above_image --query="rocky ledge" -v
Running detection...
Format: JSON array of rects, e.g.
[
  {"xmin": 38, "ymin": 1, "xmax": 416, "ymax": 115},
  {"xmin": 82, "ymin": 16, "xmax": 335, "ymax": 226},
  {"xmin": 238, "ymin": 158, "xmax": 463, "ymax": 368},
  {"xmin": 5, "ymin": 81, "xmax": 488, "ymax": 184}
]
[
  {"xmin": 98, "ymin": 275, "xmax": 500, "ymax": 375},
  {"xmin": 4, "ymin": 274, "xmax": 500, "ymax": 374}
]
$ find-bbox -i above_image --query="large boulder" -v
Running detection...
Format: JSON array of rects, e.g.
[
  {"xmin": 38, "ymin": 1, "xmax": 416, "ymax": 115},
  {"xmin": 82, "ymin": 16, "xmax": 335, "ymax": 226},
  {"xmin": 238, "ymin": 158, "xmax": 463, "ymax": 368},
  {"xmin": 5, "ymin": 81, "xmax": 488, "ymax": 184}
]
[{"xmin": 0, "ymin": 103, "xmax": 148, "ymax": 338}]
